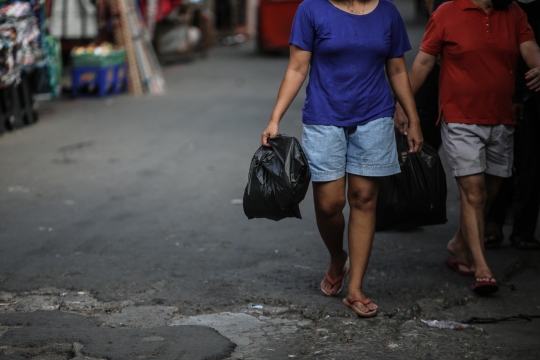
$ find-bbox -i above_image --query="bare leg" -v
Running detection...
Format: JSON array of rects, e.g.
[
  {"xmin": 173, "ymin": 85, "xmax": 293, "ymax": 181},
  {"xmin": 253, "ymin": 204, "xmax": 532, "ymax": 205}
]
[
  {"xmin": 449, "ymin": 173, "xmax": 503, "ymax": 279},
  {"xmin": 313, "ymin": 177, "xmax": 348, "ymax": 295},
  {"xmin": 345, "ymin": 174, "xmax": 379, "ymax": 312},
  {"xmin": 447, "ymin": 226, "xmax": 474, "ymax": 272}
]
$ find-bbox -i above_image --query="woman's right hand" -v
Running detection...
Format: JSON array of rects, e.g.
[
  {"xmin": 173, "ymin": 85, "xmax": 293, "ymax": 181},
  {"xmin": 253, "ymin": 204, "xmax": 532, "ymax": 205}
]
[{"xmin": 261, "ymin": 121, "xmax": 279, "ymax": 147}]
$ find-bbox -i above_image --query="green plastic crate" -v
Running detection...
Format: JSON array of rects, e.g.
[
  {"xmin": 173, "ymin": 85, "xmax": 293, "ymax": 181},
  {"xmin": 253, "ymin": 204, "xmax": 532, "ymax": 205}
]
[{"xmin": 71, "ymin": 49, "xmax": 126, "ymax": 68}]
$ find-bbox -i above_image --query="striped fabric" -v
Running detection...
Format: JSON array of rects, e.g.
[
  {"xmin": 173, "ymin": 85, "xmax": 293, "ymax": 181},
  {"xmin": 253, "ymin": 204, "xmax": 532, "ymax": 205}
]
[{"xmin": 49, "ymin": 0, "xmax": 97, "ymax": 39}]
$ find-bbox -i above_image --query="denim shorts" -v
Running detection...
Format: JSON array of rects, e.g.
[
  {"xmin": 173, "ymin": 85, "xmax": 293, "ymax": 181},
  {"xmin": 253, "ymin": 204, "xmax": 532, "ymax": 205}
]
[
  {"xmin": 302, "ymin": 117, "xmax": 401, "ymax": 182},
  {"xmin": 441, "ymin": 120, "xmax": 514, "ymax": 178}
]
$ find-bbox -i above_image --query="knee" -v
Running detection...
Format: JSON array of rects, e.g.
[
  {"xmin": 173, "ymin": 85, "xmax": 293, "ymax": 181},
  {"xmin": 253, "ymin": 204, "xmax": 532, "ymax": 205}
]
[
  {"xmin": 315, "ymin": 198, "xmax": 346, "ymax": 218},
  {"xmin": 463, "ymin": 187, "xmax": 487, "ymax": 209},
  {"xmin": 348, "ymin": 189, "xmax": 378, "ymax": 211}
]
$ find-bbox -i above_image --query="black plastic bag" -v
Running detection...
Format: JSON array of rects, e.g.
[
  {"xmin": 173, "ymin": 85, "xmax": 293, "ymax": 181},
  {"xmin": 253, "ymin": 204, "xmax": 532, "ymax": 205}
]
[
  {"xmin": 376, "ymin": 133, "xmax": 447, "ymax": 231},
  {"xmin": 243, "ymin": 134, "xmax": 311, "ymax": 221}
]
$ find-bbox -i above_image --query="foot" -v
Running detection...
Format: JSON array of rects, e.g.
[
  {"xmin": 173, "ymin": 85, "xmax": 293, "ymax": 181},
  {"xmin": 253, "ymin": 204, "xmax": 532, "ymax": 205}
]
[
  {"xmin": 320, "ymin": 250, "xmax": 348, "ymax": 296},
  {"xmin": 344, "ymin": 289, "xmax": 378, "ymax": 313},
  {"xmin": 472, "ymin": 264, "xmax": 494, "ymax": 280},
  {"xmin": 445, "ymin": 257, "xmax": 475, "ymax": 276},
  {"xmin": 447, "ymin": 234, "xmax": 474, "ymax": 274},
  {"xmin": 471, "ymin": 276, "xmax": 499, "ymax": 295},
  {"xmin": 484, "ymin": 221, "xmax": 504, "ymax": 249},
  {"xmin": 510, "ymin": 235, "xmax": 540, "ymax": 250}
]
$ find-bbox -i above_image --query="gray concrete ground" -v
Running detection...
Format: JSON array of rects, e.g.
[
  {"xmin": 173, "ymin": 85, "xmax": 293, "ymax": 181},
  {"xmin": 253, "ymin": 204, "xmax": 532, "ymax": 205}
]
[{"xmin": 1, "ymin": 1, "xmax": 539, "ymax": 359}]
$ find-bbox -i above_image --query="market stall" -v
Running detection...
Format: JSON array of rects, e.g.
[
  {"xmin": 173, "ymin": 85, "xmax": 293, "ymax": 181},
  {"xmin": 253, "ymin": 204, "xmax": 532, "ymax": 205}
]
[
  {"xmin": 48, "ymin": 0, "xmax": 165, "ymax": 96},
  {"xmin": 0, "ymin": 0, "xmax": 57, "ymax": 134},
  {"xmin": 0, "ymin": 1, "xmax": 221, "ymax": 136}
]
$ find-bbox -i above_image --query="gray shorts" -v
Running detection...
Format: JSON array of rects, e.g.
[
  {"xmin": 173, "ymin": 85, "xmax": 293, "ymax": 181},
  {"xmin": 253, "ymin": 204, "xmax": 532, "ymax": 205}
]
[{"xmin": 441, "ymin": 120, "xmax": 514, "ymax": 178}]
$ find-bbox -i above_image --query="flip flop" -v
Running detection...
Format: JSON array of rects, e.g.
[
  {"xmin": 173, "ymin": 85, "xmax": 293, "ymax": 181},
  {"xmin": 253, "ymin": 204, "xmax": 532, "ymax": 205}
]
[
  {"xmin": 445, "ymin": 257, "xmax": 475, "ymax": 277},
  {"xmin": 320, "ymin": 257, "xmax": 350, "ymax": 297},
  {"xmin": 343, "ymin": 297, "xmax": 378, "ymax": 317},
  {"xmin": 471, "ymin": 277, "xmax": 499, "ymax": 296}
]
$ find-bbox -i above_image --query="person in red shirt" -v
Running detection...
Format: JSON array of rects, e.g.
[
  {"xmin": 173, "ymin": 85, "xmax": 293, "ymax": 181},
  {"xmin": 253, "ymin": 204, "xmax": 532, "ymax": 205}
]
[{"xmin": 395, "ymin": 0, "xmax": 540, "ymax": 295}]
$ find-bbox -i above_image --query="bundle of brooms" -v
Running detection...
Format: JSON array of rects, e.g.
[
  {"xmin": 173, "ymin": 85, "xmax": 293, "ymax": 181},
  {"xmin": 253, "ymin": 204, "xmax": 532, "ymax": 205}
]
[{"xmin": 109, "ymin": 0, "xmax": 165, "ymax": 96}]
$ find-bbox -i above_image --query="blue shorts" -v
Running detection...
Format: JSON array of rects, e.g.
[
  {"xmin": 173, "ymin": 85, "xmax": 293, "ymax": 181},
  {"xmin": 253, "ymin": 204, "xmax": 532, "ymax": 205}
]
[{"xmin": 302, "ymin": 117, "xmax": 401, "ymax": 182}]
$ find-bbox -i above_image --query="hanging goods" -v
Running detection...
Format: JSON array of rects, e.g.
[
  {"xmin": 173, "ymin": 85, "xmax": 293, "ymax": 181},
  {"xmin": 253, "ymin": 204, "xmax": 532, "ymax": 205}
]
[{"xmin": 49, "ymin": 0, "xmax": 98, "ymax": 39}]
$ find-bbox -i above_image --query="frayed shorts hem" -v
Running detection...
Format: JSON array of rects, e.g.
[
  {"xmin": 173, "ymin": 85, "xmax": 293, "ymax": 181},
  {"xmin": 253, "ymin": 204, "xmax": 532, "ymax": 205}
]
[
  {"xmin": 311, "ymin": 169, "xmax": 346, "ymax": 182},
  {"xmin": 310, "ymin": 164, "xmax": 401, "ymax": 182},
  {"xmin": 347, "ymin": 163, "xmax": 401, "ymax": 177}
]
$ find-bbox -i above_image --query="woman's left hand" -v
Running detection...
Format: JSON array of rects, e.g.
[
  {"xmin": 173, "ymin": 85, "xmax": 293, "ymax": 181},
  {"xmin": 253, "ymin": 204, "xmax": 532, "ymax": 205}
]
[{"xmin": 407, "ymin": 124, "xmax": 424, "ymax": 153}]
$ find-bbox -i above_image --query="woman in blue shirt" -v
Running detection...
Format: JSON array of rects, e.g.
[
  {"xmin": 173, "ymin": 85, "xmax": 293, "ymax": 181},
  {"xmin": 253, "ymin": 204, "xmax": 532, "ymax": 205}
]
[{"xmin": 261, "ymin": 0, "xmax": 423, "ymax": 317}]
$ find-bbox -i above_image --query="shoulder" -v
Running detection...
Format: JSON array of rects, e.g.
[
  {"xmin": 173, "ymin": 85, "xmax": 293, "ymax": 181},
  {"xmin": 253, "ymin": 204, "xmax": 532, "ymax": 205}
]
[
  {"xmin": 296, "ymin": 0, "xmax": 333, "ymax": 25},
  {"xmin": 298, "ymin": 0, "xmax": 325, "ymax": 11},
  {"xmin": 507, "ymin": 1, "xmax": 527, "ymax": 15},
  {"xmin": 377, "ymin": 0, "xmax": 400, "ymax": 15},
  {"xmin": 296, "ymin": 0, "xmax": 324, "ymax": 19},
  {"xmin": 376, "ymin": 0, "xmax": 405, "ymax": 23},
  {"xmin": 431, "ymin": 1, "xmax": 458, "ymax": 22},
  {"xmin": 434, "ymin": 1, "xmax": 456, "ymax": 13}
]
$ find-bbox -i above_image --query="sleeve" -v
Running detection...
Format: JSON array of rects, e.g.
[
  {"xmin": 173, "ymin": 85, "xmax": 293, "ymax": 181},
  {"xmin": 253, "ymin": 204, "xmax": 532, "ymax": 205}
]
[
  {"xmin": 419, "ymin": 16, "xmax": 443, "ymax": 56},
  {"xmin": 387, "ymin": 11, "xmax": 412, "ymax": 59},
  {"xmin": 515, "ymin": 5, "xmax": 536, "ymax": 45},
  {"xmin": 289, "ymin": 5, "xmax": 315, "ymax": 52},
  {"xmin": 432, "ymin": 0, "xmax": 451, "ymax": 13}
]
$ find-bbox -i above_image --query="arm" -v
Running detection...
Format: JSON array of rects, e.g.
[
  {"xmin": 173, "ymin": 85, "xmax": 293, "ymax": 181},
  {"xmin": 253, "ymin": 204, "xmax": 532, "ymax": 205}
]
[
  {"xmin": 261, "ymin": 45, "xmax": 311, "ymax": 146},
  {"xmin": 386, "ymin": 56, "xmax": 423, "ymax": 153},
  {"xmin": 394, "ymin": 51, "xmax": 437, "ymax": 135},
  {"xmin": 519, "ymin": 40, "xmax": 540, "ymax": 92},
  {"xmin": 424, "ymin": 0, "xmax": 434, "ymax": 14}
]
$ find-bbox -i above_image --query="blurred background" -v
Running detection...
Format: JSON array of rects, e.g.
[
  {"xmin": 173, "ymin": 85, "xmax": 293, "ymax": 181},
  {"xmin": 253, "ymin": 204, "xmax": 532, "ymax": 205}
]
[
  {"xmin": 3, "ymin": 2, "xmax": 540, "ymax": 359},
  {"xmin": 0, "ymin": 0, "xmax": 429, "ymax": 128}
]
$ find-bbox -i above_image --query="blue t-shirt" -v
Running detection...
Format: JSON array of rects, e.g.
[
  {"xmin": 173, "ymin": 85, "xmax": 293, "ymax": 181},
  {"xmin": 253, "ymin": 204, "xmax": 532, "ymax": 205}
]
[{"xmin": 289, "ymin": 0, "xmax": 411, "ymax": 126}]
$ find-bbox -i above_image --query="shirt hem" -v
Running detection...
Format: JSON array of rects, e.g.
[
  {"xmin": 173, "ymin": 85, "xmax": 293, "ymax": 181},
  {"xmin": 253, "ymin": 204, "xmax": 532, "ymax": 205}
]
[
  {"xmin": 302, "ymin": 110, "xmax": 395, "ymax": 127},
  {"xmin": 442, "ymin": 117, "xmax": 515, "ymax": 126}
]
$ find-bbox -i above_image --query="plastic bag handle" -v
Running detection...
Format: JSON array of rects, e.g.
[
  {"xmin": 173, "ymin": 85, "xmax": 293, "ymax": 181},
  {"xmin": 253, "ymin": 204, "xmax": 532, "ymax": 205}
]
[{"xmin": 396, "ymin": 133, "xmax": 409, "ymax": 166}]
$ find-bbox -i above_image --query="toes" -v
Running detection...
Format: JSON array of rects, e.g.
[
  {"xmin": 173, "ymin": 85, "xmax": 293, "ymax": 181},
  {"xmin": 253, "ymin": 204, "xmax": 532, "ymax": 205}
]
[{"xmin": 321, "ymin": 280, "xmax": 336, "ymax": 294}]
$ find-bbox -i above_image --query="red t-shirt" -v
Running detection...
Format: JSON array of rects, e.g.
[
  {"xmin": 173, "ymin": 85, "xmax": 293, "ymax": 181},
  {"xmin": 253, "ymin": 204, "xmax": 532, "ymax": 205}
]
[{"xmin": 420, "ymin": 0, "xmax": 536, "ymax": 125}]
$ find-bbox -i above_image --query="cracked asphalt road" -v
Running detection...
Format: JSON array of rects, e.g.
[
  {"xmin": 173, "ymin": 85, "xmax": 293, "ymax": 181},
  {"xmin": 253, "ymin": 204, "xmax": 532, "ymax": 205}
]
[{"xmin": 1, "ymin": 1, "xmax": 539, "ymax": 359}]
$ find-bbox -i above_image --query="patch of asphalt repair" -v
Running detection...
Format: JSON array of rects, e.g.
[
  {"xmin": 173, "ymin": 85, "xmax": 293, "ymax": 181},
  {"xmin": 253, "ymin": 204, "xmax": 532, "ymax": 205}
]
[{"xmin": 1, "ymin": 287, "xmax": 537, "ymax": 359}]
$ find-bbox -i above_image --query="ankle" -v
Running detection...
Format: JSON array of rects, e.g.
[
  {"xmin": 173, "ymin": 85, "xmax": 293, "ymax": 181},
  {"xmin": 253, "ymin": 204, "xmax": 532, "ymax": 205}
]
[
  {"xmin": 347, "ymin": 284, "xmax": 364, "ymax": 297},
  {"xmin": 330, "ymin": 250, "xmax": 348, "ymax": 263}
]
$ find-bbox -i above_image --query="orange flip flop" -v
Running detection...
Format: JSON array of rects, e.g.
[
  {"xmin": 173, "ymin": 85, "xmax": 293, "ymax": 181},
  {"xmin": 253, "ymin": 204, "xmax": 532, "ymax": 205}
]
[
  {"xmin": 471, "ymin": 277, "xmax": 499, "ymax": 296},
  {"xmin": 343, "ymin": 297, "xmax": 378, "ymax": 317},
  {"xmin": 445, "ymin": 257, "xmax": 475, "ymax": 277},
  {"xmin": 320, "ymin": 257, "xmax": 350, "ymax": 297}
]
